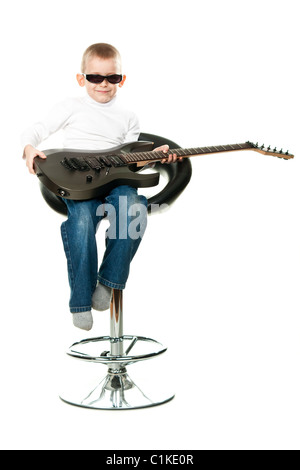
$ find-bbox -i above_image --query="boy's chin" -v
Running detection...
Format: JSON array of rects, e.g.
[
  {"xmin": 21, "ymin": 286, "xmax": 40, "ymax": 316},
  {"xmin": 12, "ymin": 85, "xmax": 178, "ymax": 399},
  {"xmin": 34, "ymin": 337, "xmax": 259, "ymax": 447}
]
[{"xmin": 89, "ymin": 91, "xmax": 116, "ymax": 104}]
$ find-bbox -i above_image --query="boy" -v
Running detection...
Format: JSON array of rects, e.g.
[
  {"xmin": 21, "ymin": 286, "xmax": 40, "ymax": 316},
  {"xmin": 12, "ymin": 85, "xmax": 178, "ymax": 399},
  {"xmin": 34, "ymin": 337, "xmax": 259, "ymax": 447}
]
[{"xmin": 22, "ymin": 43, "xmax": 180, "ymax": 331}]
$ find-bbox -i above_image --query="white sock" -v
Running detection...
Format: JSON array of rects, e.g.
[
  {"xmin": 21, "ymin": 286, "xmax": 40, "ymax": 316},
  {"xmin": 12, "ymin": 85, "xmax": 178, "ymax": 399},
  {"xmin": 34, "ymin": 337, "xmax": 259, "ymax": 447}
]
[
  {"xmin": 92, "ymin": 284, "xmax": 112, "ymax": 311},
  {"xmin": 72, "ymin": 311, "xmax": 93, "ymax": 331}
]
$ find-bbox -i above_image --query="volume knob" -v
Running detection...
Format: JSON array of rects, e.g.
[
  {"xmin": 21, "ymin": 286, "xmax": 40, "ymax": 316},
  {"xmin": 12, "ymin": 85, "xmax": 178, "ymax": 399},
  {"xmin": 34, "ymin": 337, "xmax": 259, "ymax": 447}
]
[{"xmin": 86, "ymin": 175, "xmax": 93, "ymax": 183}]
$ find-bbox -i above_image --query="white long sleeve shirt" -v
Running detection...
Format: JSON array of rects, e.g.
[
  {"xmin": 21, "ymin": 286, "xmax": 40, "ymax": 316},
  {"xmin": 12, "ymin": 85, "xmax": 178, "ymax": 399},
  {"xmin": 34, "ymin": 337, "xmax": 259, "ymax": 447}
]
[{"xmin": 20, "ymin": 95, "xmax": 140, "ymax": 150}]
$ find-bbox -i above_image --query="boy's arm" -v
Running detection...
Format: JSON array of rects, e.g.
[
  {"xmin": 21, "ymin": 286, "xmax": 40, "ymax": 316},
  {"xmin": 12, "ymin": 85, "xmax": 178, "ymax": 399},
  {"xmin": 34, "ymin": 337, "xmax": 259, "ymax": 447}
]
[{"xmin": 21, "ymin": 99, "xmax": 73, "ymax": 174}]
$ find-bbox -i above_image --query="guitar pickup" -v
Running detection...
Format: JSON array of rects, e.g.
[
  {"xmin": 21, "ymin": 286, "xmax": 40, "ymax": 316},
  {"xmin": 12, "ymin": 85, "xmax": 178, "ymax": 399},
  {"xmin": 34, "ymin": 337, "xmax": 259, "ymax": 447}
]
[
  {"xmin": 61, "ymin": 157, "xmax": 90, "ymax": 171},
  {"xmin": 70, "ymin": 158, "xmax": 90, "ymax": 171},
  {"xmin": 84, "ymin": 157, "xmax": 102, "ymax": 172}
]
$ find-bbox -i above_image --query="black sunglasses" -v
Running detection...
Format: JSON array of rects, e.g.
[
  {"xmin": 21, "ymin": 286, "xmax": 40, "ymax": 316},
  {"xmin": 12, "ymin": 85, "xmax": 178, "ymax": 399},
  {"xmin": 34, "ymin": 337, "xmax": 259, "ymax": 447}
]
[{"xmin": 82, "ymin": 74, "xmax": 123, "ymax": 84}]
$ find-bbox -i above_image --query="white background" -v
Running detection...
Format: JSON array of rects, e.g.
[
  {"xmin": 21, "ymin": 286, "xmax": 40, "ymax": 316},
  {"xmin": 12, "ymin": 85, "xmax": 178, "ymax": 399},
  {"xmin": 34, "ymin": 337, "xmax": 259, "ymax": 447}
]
[{"xmin": 1, "ymin": 0, "xmax": 299, "ymax": 450}]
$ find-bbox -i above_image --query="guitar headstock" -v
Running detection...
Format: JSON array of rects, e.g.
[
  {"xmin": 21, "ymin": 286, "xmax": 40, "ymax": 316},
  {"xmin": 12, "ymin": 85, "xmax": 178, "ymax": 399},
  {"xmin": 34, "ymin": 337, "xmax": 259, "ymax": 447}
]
[{"xmin": 247, "ymin": 141, "xmax": 294, "ymax": 159}]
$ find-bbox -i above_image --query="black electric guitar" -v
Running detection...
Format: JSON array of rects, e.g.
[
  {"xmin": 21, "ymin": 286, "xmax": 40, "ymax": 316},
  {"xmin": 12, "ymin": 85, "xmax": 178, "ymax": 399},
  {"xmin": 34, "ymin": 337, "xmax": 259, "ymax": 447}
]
[{"xmin": 34, "ymin": 140, "xmax": 294, "ymax": 200}]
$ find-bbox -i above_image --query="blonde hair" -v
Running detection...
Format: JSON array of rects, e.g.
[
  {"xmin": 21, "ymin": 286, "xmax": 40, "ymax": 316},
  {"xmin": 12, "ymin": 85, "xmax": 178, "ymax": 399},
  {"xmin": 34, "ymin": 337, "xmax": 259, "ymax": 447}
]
[{"xmin": 81, "ymin": 43, "xmax": 122, "ymax": 73}]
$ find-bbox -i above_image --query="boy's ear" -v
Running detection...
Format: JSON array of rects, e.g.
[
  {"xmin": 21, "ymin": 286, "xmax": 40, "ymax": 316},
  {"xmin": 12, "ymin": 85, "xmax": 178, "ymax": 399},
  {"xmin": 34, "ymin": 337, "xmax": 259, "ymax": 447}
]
[
  {"xmin": 76, "ymin": 74, "xmax": 85, "ymax": 87},
  {"xmin": 119, "ymin": 75, "xmax": 127, "ymax": 88}
]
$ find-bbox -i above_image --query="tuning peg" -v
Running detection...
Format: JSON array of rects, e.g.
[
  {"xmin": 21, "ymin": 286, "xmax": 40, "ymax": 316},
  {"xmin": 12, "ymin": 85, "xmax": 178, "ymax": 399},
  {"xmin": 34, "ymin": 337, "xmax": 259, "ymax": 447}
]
[
  {"xmin": 285, "ymin": 150, "xmax": 289, "ymax": 155},
  {"xmin": 279, "ymin": 149, "xmax": 283, "ymax": 154},
  {"xmin": 267, "ymin": 145, "xmax": 271, "ymax": 151},
  {"xmin": 255, "ymin": 142, "xmax": 259, "ymax": 148},
  {"xmin": 273, "ymin": 147, "xmax": 277, "ymax": 152},
  {"xmin": 260, "ymin": 144, "xmax": 265, "ymax": 149}
]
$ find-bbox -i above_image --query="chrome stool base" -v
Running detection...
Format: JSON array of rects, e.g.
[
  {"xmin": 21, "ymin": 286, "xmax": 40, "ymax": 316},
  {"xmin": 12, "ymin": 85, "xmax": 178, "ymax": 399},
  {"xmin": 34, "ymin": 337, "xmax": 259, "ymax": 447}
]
[
  {"xmin": 60, "ymin": 366, "xmax": 174, "ymax": 410},
  {"xmin": 60, "ymin": 290, "xmax": 175, "ymax": 410}
]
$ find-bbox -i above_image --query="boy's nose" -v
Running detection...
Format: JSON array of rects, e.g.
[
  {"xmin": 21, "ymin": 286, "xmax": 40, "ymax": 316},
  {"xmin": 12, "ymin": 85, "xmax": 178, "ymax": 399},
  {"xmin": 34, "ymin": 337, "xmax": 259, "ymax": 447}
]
[{"xmin": 100, "ymin": 78, "xmax": 109, "ymax": 86}]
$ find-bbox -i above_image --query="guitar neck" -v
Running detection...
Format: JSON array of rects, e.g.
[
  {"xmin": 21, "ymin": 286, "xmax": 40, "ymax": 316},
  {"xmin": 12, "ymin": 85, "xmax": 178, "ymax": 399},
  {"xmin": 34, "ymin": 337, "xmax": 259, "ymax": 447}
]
[{"xmin": 121, "ymin": 142, "xmax": 293, "ymax": 167}]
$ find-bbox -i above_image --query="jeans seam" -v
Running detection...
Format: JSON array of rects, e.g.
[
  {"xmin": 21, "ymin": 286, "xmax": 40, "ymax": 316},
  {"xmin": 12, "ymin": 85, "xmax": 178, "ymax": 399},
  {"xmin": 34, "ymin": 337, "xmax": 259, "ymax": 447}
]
[
  {"xmin": 71, "ymin": 306, "xmax": 92, "ymax": 313},
  {"xmin": 98, "ymin": 276, "xmax": 125, "ymax": 290}
]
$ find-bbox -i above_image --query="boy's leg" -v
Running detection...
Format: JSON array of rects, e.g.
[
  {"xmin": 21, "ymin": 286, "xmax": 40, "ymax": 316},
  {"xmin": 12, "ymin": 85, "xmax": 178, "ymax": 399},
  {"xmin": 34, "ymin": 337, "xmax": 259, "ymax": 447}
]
[
  {"xmin": 60, "ymin": 198, "xmax": 103, "ymax": 324},
  {"xmin": 94, "ymin": 185, "xmax": 148, "ymax": 309}
]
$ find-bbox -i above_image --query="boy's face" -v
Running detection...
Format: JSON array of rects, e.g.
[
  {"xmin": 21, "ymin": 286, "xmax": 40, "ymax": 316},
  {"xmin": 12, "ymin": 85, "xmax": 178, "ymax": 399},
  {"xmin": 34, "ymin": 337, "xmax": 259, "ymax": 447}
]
[{"xmin": 77, "ymin": 56, "xmax": 125, "ymax": 104}]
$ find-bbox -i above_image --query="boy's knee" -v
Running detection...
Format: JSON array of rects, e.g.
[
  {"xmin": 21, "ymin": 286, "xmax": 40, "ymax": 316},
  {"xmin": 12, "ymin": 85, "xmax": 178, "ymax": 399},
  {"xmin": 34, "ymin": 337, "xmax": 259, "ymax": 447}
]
[
  {"xmin": 123, "ymin": 187, "xmax": 148, "ymax": 209},
  {"xmin": 104, "ymin": 188, "xmax": 148, "ymax": 241},
  {"xmin": 67, "ymin": 203, "xmax": 96, "ymax": 232},
  {"xmin": 107, "ymin": 186, "xmax": 148, "ymax": 211}
]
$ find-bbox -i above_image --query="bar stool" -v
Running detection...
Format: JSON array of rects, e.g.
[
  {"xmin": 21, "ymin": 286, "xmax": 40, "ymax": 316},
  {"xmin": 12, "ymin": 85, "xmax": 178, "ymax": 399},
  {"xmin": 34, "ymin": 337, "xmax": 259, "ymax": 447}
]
[{"xmin": 40, "ymin": 133, "xmax": 192, "ymax": 409}]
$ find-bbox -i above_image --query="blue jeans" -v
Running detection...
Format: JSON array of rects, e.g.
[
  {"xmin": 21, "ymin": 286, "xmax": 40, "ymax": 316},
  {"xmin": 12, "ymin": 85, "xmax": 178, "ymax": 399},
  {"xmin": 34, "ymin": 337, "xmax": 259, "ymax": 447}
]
[{"xmin": 60, "ymin": 185, "xmax": 148, "ymax": 313}]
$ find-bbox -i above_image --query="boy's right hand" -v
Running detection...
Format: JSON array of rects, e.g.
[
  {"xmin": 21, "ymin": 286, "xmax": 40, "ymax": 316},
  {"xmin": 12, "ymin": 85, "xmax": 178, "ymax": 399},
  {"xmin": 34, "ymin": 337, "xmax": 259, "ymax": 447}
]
[{"xmin": 23, "ymin": 145, "xmax": 47, "ymax": 174}]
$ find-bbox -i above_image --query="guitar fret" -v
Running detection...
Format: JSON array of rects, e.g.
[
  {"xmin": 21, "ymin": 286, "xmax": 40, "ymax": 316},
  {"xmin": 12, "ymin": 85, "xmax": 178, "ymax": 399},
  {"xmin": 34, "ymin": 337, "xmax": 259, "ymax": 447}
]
[
  {"xmin": 145, "ymin": 152, "xmax": 156, "ymax": 159},
  {"xmin": 122, "ymin": 153, "xmax": 139, "ymax": 162},
  {"xmin": 120, "ymin": 154, "xmax": 130, "ymax": 163},
  {"xmin": 173, "ymin": 149, "xmax": 185, "ymax": 156},
  {"xmin": 138, "ymin": 152, "xmax": 148, "ymax": 160},
  {"xmin": 131, "ymin": 153, "xmax": 141, "ymax": 161},
  {"xmin": 154, "ymin": 151, "xmax": 166, "ymax": 159}
]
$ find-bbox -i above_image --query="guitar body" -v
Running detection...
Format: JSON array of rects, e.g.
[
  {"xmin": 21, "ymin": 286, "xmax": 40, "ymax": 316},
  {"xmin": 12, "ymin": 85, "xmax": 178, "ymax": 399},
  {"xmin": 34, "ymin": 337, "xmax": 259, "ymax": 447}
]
[{"xmin": 34, "ymin": 141, "xmax": 159, "ymax": 200}]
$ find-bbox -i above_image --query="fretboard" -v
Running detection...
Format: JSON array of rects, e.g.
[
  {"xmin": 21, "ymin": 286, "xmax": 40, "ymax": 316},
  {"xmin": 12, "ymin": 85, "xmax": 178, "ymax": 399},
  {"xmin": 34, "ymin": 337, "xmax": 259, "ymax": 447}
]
[{"xmin": 121, "ymin": 142, "xmax": 253, "ymax": 164}]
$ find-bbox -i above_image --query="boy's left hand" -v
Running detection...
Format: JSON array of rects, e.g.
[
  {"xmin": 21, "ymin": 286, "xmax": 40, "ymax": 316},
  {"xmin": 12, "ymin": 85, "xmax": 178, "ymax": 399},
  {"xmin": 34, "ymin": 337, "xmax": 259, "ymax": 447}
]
[{"xmin": 153, "ymin": 145, "xmax": 184, "ymax": 164}]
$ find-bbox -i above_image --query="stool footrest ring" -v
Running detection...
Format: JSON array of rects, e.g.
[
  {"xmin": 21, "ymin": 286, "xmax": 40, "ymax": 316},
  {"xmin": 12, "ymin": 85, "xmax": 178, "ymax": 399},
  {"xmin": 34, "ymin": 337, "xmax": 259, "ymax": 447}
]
[{"xmin": 67, "ymin": 335, "xmax": 167, "ymax": 365}]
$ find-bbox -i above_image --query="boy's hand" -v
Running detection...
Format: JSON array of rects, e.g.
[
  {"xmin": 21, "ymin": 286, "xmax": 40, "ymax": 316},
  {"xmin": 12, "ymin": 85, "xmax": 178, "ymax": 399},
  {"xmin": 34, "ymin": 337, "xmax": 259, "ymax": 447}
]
[
  {"xmin": 153, "ymin": 144, "xmax": 183, "ymax": 164},
  {"xmin": 23, "ymin": 145, "xmax": 47, "ymax": 174}
]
